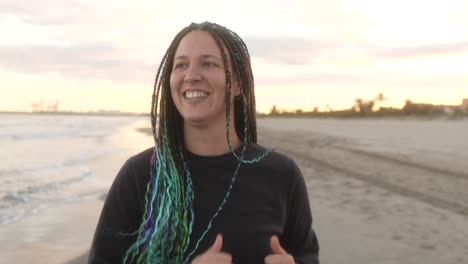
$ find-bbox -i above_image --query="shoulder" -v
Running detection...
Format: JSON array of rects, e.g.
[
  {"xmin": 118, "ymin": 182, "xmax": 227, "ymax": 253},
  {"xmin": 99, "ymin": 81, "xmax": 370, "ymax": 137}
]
[
  {"xmin": 109, "ymin": 147, "xmax": 154, "ymax": 208},
  {"xmin": 247, "ymin": 142, "xmax": 299, "ymax": 174},
  {"xmin": 244, "ymin": 143, "xmax": 303, "ymax": 190},
  {"xmin": 126, "ymin": 147, "xmax": 154, "ymax": 169},
  {"xmin": 115, "ymin": 147, "xmax": 154, "ymax": 187}
]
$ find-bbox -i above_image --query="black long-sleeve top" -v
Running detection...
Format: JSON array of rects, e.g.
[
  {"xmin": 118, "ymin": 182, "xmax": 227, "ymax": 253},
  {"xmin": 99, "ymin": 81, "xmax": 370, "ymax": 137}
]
[{"xmin": 89, "ymin": 143, "xmax": 319, "ymax": 263}]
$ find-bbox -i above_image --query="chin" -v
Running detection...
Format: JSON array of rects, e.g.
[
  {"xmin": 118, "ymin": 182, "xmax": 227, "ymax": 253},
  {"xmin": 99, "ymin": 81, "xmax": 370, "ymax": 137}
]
[{"xmin": 182, "ymin": 113, "xmax": 209, "ymax": 123}]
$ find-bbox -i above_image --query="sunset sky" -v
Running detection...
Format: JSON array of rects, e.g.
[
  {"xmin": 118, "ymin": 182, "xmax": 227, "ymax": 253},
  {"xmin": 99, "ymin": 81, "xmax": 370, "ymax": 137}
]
[{"xmin": 0, "ymin": 0, "xmax": 467, "ymax": 113}]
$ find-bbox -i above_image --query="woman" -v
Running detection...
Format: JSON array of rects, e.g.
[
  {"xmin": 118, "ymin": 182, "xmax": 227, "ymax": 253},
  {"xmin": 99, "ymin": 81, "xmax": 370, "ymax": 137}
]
[{"xmin": 89, "ymin": 22, "xmax": 319, "ymax": 264}]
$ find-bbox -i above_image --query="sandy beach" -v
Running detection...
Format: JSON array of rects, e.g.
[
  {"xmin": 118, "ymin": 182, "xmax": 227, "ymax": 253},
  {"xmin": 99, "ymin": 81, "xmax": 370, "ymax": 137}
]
[
  {"xmin": 2, "ymin": 116, "xmax": 467, "ymax": 263},
  {"xmin": 257, "ymin": 117, "xmax": 468, "ymax": 264}
]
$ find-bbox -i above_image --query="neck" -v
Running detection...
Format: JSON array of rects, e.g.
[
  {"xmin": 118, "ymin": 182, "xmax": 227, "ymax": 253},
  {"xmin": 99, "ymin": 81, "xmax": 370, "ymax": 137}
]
[{"xmin": 184, "ymin": 122, "xmax": 241, "ymax": 156}]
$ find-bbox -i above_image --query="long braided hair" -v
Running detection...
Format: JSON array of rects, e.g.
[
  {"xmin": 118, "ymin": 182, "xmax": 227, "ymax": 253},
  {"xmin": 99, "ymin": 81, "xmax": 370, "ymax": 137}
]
[{"xmin": 124, "ymin": 22, "xmax": 271, "ymax": 263}]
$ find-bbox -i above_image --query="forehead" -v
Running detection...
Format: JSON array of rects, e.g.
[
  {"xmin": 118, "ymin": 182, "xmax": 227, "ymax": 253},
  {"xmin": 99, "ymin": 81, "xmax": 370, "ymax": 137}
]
[{"xmin": 174, "ymin": 30, "xmax": 222, "ymax": 58}]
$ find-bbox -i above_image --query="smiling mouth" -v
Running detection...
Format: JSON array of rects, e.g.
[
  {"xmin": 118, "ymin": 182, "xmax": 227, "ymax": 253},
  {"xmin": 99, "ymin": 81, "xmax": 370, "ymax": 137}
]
[{"xmin": 184, "ymin": 91, "xmax": 208, "ymax": 101}]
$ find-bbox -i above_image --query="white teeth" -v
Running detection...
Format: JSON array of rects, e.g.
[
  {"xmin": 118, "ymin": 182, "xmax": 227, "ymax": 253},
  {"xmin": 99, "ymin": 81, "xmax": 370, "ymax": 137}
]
[{"xmin": 185, "ymin": 91, "xmax": 208, "ymax": 100}]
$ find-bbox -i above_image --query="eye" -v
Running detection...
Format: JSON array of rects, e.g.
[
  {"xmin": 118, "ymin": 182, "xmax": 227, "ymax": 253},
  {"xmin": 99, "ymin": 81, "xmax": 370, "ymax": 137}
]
[
  {"xmin": 174, "ymin": 63, "xmax": 187, "ymax": 69},
  {"xmin": 203, "ymin": 62, "xmax": 217, "ymax": 67}
]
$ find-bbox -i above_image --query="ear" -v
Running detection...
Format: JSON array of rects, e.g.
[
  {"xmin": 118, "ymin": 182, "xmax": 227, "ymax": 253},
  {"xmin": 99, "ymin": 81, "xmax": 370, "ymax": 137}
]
[{"xmin": 231, "ymin": 79, "xmax": 241, "ymax": 96}]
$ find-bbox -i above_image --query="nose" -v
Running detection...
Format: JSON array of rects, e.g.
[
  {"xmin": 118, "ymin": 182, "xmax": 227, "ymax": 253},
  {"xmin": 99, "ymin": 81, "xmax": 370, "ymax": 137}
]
[{"xmin": 184, "ymin": 64, "xmax": 202, "ymax": 83}]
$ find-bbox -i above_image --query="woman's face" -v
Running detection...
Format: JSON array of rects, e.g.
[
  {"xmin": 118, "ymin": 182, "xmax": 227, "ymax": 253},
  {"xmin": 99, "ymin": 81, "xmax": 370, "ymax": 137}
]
[{"xmin": 170, "ymin": 30, "xmax": 239, "ymax": 127}]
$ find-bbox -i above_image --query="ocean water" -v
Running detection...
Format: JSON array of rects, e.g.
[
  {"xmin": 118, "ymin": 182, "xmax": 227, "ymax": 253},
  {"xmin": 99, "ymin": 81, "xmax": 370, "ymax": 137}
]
[{"xmin": 0, "ymin": 113, "xmax": 152, "ymax": 225}]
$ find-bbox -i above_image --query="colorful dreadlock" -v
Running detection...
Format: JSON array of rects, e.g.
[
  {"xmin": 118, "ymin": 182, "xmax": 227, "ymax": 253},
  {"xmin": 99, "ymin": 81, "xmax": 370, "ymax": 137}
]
[{"xmin": 123, "ymin": 22, "xmax": 272, "ymax": 264}]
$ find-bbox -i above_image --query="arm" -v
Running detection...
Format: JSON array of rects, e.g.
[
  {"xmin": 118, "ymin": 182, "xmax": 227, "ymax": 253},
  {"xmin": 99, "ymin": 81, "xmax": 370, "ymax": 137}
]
[
  {"xmin": 88, "ymin": 159, "xmax": 144, "ymax": 264},
  {"xmin": 282, "ymin": 160, "xmax": 320, "ymax": 264}
]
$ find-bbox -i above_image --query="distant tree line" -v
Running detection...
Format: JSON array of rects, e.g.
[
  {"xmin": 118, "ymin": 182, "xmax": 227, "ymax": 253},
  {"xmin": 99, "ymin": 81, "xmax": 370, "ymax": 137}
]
[{"xmin": 259, "ymin": 94, "xmax": 468, "ymax": 118}]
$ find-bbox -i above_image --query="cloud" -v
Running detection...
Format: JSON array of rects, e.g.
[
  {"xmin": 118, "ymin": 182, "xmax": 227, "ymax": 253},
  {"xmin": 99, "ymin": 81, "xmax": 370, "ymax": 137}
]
[
  {"xmin": 255, "ymin": 72, "xmax": 366, "ymax": 86},
  {"xmin": 245, "ymin": 35, "xmax": 342, "ymax": 65},
  {"xmin": 373, "ymin": 41, "xmax": 468, "ymax": 59},
  {"xmin": 255, "ymin": 70, "xmax": 468, "ymax": 88},
  {"xmin": 0, "ymin": 0, "xmax": 95, "ymax": 26},
  {"xmin": 0, "ymin": 42, "xmax": 154, "ymax": 81}
]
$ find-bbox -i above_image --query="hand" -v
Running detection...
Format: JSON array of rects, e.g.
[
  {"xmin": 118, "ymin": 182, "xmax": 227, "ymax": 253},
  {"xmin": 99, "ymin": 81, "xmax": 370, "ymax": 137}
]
[
  {"xmin": 192, "ymin": 234, "xmax": 232, "ymax": 264},
  {"xmin": 264, "ymin": 236, "xmax": 295, "ymax": 264}
]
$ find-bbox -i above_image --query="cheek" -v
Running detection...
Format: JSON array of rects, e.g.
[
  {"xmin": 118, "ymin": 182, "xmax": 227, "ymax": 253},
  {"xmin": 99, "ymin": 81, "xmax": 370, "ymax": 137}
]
[
  {"xmin": 213, "ymin": 74, "xmax": 227, "ymax": 93},
  {"xmin": 169, "ymin": 75, "xmax": 179, "ymax": 96}
]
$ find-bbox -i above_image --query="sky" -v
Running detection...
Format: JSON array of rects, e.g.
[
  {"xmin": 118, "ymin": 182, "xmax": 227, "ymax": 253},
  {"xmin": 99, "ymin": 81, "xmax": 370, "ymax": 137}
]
[{"xmin": 0, "ymin": 0, "xmax": 467, "ymax": 114}]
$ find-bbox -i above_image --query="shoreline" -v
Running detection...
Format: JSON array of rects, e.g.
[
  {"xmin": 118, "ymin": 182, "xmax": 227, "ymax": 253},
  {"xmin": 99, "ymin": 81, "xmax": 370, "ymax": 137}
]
[
  {"xmin": 0, "ymin": 111, "xmax": 148, "ymax": 117},
  {"xmin": 1, "ymin": 111, "xmax": 466, "ymax": 121},
  {"xmin": 0, "ymin": 116, "xmax": 154, "ymax": 264},
  {"xmin": 14, "ymin": 117, "xmax": 465, "ymax": 264}
]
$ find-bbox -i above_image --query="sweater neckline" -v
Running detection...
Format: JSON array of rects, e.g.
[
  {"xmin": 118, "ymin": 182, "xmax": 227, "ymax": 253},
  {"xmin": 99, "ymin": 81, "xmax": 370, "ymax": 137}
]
[{"xmin": 185, "ymin": 143, "xmax": 248, "ymax": 162}]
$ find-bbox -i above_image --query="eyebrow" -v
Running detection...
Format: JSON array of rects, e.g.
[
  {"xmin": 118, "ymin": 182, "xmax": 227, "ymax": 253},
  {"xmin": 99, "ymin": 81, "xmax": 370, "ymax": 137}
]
[{"xmin": 174, "ymin": 54, "xmax": 222, "ymax": 61}]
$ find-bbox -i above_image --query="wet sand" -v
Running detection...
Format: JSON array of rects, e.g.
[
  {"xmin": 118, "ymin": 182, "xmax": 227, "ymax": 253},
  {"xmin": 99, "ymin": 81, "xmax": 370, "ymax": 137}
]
[
  {"xmin": 7, "ymin": 117, "xmax": 467, "ymax": 264},
  {"xmin": 0, "ymin": 118, "xmax": 153, "ymax": 264}
]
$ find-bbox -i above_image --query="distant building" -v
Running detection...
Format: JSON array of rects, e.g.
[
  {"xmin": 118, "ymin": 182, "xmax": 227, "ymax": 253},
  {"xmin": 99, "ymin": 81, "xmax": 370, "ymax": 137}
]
[
  {"xmin": 461, "ymin": 99, "xmax": 468, "ymax": 109},
  {"xmin": 441, "ymin": 106, "xmax": 454, "ymax": 115}
]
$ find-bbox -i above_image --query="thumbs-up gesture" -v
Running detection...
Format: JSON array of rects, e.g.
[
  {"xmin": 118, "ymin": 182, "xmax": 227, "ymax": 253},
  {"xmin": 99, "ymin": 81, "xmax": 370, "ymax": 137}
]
[
  {"xmin": 192, "ymin": 234, "xmax": 232, "ymax": 264},
  {"xmin": 264, "ymin": 236, "xmax": 295, "ymax": 264}
]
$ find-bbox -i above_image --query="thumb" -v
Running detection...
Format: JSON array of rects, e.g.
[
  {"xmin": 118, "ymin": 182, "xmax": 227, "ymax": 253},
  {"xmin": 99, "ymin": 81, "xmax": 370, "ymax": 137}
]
[
  {"xmin": 270, "ymin": 236, "xmax": 287, "ymax": 254},
  {"xmin": 208, "ymin": 234, "xmax": 223, "ymax": 252}
]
